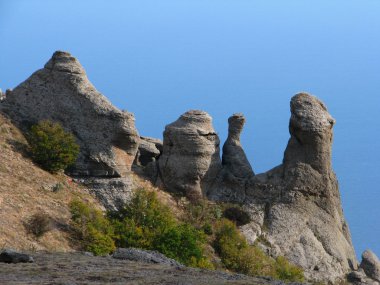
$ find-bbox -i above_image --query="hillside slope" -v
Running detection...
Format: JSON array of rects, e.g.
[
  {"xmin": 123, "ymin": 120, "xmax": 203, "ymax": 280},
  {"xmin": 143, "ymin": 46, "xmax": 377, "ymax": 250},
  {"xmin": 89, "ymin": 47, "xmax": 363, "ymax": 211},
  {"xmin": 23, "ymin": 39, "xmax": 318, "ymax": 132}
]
[{"xmin": 0, "ymin": 113, "xmax": 99, "ymax": 251}]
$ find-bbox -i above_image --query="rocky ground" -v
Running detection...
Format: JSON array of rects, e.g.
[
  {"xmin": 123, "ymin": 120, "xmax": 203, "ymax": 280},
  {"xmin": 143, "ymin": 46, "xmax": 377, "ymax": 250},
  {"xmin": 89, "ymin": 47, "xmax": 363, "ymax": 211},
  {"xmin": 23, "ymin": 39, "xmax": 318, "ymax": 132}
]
[{"xmin": 0, "ymin": 252, "xmax": 306, "ymax": 285}]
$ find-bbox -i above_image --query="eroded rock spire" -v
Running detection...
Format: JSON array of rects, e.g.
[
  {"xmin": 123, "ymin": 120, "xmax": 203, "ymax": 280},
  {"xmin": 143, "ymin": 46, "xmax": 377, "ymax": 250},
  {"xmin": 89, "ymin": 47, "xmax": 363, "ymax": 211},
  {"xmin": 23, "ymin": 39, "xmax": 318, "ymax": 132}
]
[{"xmin": 222, "ymin": 113, "xmax": 254, "ymax": 178}]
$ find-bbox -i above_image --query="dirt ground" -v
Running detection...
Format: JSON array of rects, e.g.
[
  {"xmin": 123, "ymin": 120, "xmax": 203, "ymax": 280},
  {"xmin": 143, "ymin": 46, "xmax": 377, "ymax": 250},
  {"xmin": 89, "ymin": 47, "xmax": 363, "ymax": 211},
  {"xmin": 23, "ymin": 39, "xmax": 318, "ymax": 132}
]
[{"xmin": 0, "ymin": 252, "xmax": 306, "ymax": 285}]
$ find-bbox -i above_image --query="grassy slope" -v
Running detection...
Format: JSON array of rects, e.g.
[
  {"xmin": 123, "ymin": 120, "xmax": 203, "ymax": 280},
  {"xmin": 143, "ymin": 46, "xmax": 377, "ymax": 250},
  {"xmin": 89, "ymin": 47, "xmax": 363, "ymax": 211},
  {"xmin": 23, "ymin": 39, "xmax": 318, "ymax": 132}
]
[
  {"xmin": 0, "ymin": 113, "xmax": 181, "ymax": 252},
  {"xmin": 0, "ymin": 113, "xmax": 99, "ymax": 251}
]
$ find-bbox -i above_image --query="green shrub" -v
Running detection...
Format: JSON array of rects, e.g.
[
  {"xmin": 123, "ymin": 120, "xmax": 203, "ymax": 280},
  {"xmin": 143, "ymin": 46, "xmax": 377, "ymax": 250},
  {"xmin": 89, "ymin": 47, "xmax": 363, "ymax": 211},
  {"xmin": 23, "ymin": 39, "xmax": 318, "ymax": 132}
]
[
  {"xmin": 213, "ymin": 219, "xmax": 304, "ymax": 282},
  {"xmin": 25, "ymin": 212, "xmax": 51, "ymax": 238},
  {"xmin": 70, "ymin": 200, "xmax": 115, "ymax": 256},
  {"xmin": 109, "ymin": 189, "xmax": 210, "ymax": 267},
  {"xmin": 153, "ymin": 223, "xmax": 205, "ymax": 265},
  {"xmin": 274, "ymin": 256, "xmax": 305, "ymax": 282},
  {"xmin": 28, "ymin": 120, "xmax": 79, "ymax": 173}
]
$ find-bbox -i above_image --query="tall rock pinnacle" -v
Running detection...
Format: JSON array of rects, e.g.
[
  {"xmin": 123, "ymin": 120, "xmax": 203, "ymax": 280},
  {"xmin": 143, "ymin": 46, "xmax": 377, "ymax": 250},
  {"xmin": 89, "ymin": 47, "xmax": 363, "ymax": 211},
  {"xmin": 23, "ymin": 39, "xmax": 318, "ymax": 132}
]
[
  {"xmin": 222, "ymin": 113, "xmax": 254, "ymax": 178},
  {"xmin": 284, "ymin": 93, "xmax": 335, "ymax": 175},
  {"xmin": 1, "ymin": 51, "xmax": 139, "ymax": 177}
]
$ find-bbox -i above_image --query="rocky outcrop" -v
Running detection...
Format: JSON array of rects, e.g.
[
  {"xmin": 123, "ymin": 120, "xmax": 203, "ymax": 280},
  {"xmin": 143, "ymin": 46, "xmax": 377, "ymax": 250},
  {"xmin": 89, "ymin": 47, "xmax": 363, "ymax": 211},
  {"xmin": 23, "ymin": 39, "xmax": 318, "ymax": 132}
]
[
  {"xmin": 163, "ymin": 93, "xmax": 355, "ymax": 283},
  {"xmin": 0, "ymin": 51, "xmax": 139, "ymax": 177},
  {"xmin": 360, "ymin": 250, "xmax": 380, "ymax": 282},
  {"xmin": 0, "ymin": 249, "xmax": 34, "ymax": 263},
  {"xmin": 134, "ymin": 136, "xmax": 162, "ymax": 167},
  {"xmin": 79, "ymin": 177, "xmax": 137, "ymax": 211},
  {"xmin": 112, "ymin": 248, "xmax": 183, "ymax": 267},
  {"xmin": 228, "ymin": 93, "xmax": 357, "ymax": 283},
  {"xmin": 157, "ymin": 110, "xmax": 222, "ymax": 199}
]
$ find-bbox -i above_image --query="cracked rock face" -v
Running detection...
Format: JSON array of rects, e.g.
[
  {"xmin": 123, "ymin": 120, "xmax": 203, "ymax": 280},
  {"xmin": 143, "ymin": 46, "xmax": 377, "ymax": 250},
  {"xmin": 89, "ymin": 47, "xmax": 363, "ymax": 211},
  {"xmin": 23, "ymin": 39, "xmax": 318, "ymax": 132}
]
[
  {"xmin": 1, "ymin": 51, "xmax": 139, "ymax": 177},
  {"xmin": 158, "ymin": 110, "xmax": 222, "ymax": 198}
]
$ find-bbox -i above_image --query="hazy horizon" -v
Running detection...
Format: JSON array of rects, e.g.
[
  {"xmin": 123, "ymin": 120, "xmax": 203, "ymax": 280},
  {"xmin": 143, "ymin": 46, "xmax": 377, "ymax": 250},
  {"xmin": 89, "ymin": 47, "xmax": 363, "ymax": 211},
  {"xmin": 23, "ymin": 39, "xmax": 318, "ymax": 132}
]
[{"xmin": 1, "ymin": 1, "xmax": 379, "ymax": 259}]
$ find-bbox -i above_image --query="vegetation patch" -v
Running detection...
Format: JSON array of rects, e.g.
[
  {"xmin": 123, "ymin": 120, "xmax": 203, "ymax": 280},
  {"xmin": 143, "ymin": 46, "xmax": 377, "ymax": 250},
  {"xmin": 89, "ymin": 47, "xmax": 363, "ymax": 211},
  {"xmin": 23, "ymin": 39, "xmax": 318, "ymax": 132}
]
[
  {"xmin": 25, "ymin": 212, "xmax": 51, "ymax": 238},
  {"xmin": 28, "ymin": 120, "xmax": 79, "ymax": 173},
  {"xmin": 70, "ymin": 189, "xmax": 304, "ymax": 281}
]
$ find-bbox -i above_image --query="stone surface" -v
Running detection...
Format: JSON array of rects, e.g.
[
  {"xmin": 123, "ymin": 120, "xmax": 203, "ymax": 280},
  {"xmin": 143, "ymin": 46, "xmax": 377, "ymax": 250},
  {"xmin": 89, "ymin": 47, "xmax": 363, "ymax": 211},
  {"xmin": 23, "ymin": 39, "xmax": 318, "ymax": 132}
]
[
  {"xmin": 348, "ymin": 268, "xmax": 380, "ymax": 285},
  {"xmin": 0, "ymin": 51, "xmax": 139, "ymax": 177},
  {"xmin": 208, "ymin": 93, "xmax": 357, "ymax": 283},
  {"xmin": 112, "ymin": 248, "xmax": 183, "ymax": 267},
  {"xmin": 0, "ymin": 249, "xmax": 34, "ymax": 263},
  {"xmin": 79, "ymin": 176, "xmax": 136, "ymax": 211},
  {"xmin": 360, "ymin": 250, "xmax": 380, "ymax": 282},
  {"xmin": 134, "ymin": 136, "xmax": 162, "ymax": 167},
  {"xmin": 0, "ymin": 89, "xmax": 5, "ymax": 101},
  {"xmin": 222, "ymin": 113, "xmax": 254, "ymax": 178},
  {"xmin": 158, "ymin": 110, "xmax": 222, "ymax": 198},
  {"xmin": 0, "ymin": 251, "xmax": 308, "ymax": 285}
]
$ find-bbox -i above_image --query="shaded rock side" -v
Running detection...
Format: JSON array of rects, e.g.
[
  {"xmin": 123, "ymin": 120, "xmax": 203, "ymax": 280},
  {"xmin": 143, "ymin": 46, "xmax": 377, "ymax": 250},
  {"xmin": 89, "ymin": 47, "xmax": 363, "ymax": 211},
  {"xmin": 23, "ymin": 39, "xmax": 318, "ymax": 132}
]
[
  {"xmin": 0, "ymin": 249, "xmax": 34, "ymax": 264},
  {"xmin": 207, "ymin": 113, "xmax": 254, "ymax": 200},
  {"xmin": 211, "ymin": 93, "xmax": 357, "ymax": 283},
  {"xmin": 222, "ymin": 113, "xmax": 254, "ymax": 178},
  {"xmin": 360, "ymin": 250, "xmax": 380, "ymax": 282},
  {"xmin": 0, "ymin": 51, "xmax": 139, "ymax": 177},
  {"xmin": 157, "ymin": 110, "xmax": 222, "ymax": 198}
]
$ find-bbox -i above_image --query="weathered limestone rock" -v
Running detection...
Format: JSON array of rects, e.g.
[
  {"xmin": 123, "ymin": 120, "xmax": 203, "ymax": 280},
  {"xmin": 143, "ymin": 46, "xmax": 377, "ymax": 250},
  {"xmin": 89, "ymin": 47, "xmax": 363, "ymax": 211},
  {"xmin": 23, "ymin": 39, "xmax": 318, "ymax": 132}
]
[
  {"xmin": 134, "ymin": 136, "xmax": 162, "ymax": 167},
  {"xmin": 209, "ymin": 93, "xmax": 357, "ymax": 283},
  {"xmin": 360, "ymin": 250, "xmax": 380, "ymax": 282},
  {"xmin": 222, "ymin": 113, "xmax": 254, "ymax": 178},
  {"xmin": 283, "ymin": 93, "xmax": 335, "ymax": 175},
  {"xmin": 207, "ymin": 113, "xmax": 254, "ymax": 200},
  {"xmin": 0, "ymin": 51, "xmax": 139, "ymax": 177},
  {"xmin": 79, "ymin": 177, "xmax": 136, "ymax": 211},
  {"xmin": 158, "ymin": 110, "xmax": 222, "ymax": 198}
]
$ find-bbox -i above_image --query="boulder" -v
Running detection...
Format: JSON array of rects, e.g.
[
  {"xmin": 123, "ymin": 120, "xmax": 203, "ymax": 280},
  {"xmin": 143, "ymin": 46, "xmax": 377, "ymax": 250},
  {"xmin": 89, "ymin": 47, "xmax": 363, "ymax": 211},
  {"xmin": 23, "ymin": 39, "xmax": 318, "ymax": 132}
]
[
  {"xmin": 360, "ymin": 250, "xmax": 380, "ymax": 282},
  {"xmin": 0, "ymin": 51, "xmax": 139, "ymax": 177},
  {"xmin": 112, "ymin": 248, "xmax": 182, "ymax": 267},
  {"xmin": 158, "ymin": 110, "xmax": 222, "ymax": 199},
  {"xmin": 0, "ymin": 249, "xmax": 34, "ymax": 263},
  {"xmin": 347, "ymin": 268, "xmax": 380, "ymax": 285}
]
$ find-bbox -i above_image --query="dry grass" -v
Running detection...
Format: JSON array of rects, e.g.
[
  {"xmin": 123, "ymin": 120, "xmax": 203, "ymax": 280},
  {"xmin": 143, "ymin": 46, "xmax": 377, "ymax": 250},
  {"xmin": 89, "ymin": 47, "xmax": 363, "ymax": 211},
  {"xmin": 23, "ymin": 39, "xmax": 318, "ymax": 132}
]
[{"xmin": 0, "ymin": 114, "xmax": 99, "ymax": 252}]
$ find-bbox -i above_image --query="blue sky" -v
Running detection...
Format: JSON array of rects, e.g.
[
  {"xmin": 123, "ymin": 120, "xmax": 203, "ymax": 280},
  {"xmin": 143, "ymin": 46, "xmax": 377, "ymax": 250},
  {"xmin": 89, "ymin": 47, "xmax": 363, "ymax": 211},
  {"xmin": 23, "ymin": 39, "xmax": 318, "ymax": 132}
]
[{"xmin": 1, "ymin": 0, "xmax": 379, "ymax": 259}]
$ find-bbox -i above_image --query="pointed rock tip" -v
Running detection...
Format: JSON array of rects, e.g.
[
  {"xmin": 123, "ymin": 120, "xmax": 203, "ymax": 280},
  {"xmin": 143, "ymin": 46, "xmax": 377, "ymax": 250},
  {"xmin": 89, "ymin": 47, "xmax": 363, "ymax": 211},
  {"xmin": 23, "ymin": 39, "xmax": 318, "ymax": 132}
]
[{"xmin": 44, "ymin": 50, "xmax": 85, "ymax": 74}]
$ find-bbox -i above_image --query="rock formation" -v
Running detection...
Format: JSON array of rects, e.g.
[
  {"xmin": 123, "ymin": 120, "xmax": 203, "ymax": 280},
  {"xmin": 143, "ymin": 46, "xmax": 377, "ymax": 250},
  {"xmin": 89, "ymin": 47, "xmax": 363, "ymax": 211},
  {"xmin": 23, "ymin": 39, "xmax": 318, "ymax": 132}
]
[
  {"xmin": 155, "ymin": 93, "xmax": 357, "ymax": 282},
  {"xmin": 222, "ymin": 113, "xmax": 254, "ymax": 178},
  {"xmin": 0, "ymin": 51, "xmax": 139, "ymax": 177},
  {"xmin": 219, "ymin": 93, "xmax": 357, "ymax": 282},
  {"xmin": 134, "ymin": 136, "xmax": 162, "ymax": 167},
  {"xmin": 157, "ymin": 110, "xmax": 222, "ymax": 198},
  {"xmin": 360, "ymin": 250, "xmax": 380, "ymax": 282}
]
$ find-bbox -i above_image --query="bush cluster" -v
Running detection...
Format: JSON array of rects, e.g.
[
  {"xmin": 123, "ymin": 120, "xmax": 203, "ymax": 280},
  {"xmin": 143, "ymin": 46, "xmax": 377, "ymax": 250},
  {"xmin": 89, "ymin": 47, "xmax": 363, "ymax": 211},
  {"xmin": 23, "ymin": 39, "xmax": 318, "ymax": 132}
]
[
  {"xmin": 28, "ymin": 120, "xmax": 79, "ymax": 173},
  {"xmin": 108, "ymin": 189, "xmax": 211, "ymax": 268},
  {"xmin": 69, "ymin": 190, "xmax": 304, "ymax": 282},
  {"xmin": 25, "ymin": 212, "xmax": 51, "ymax": 238},
  {"xmin": 214, "ymin": 219, "xmax": 304, "ymax": 282},
  {"xmin": 70, "ymin": 200, "xmax": 115, "ymax": 256}
]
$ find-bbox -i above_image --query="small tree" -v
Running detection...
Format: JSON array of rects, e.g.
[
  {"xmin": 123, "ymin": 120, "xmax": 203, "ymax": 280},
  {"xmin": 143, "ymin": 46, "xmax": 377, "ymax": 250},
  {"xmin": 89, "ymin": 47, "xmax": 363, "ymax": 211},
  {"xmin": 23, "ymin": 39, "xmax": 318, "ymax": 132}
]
[{"xmin": 28, "ymin": 120, "xmax": 79, "ymax": 173}]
